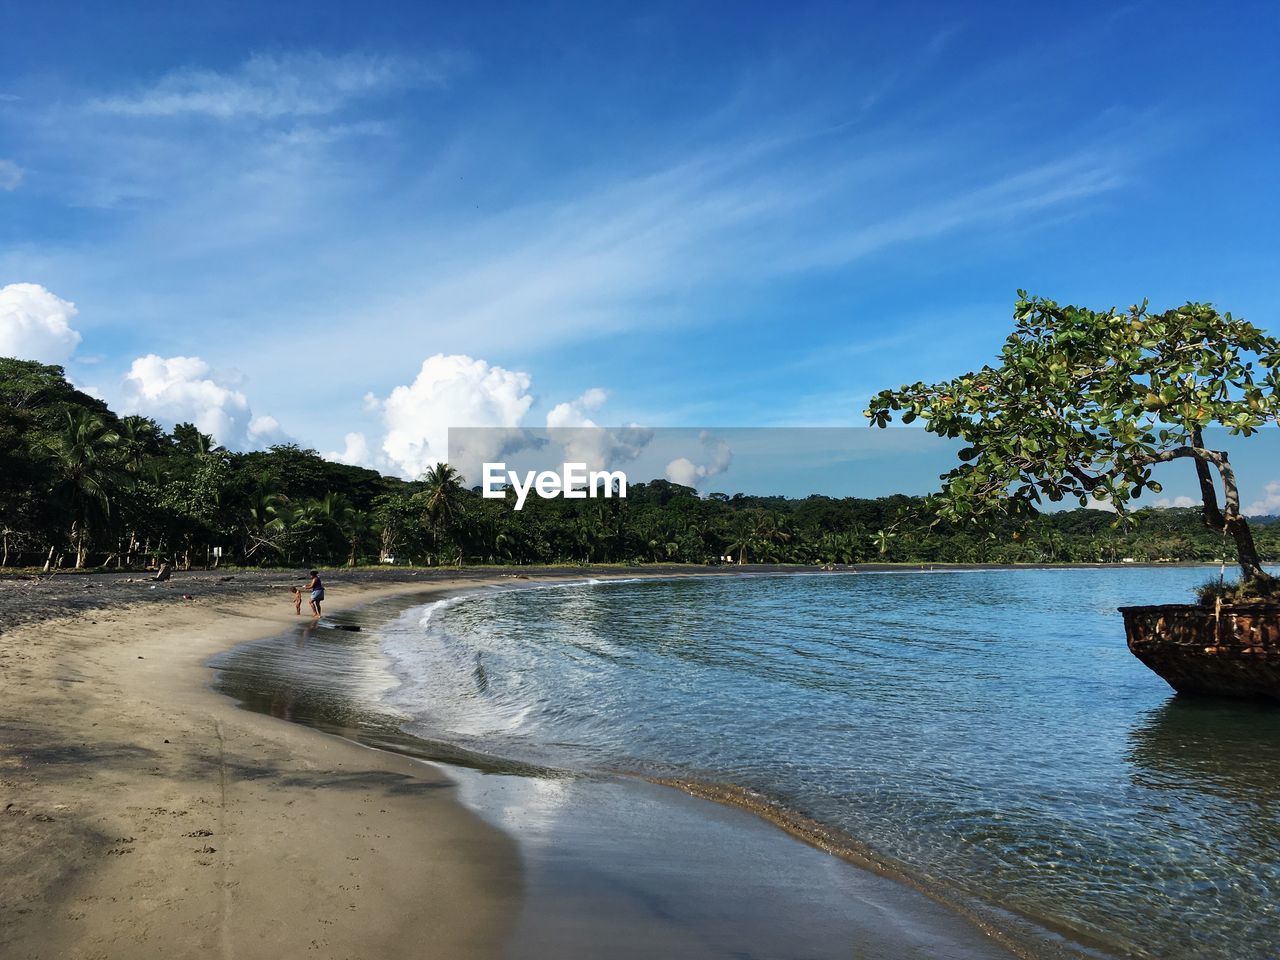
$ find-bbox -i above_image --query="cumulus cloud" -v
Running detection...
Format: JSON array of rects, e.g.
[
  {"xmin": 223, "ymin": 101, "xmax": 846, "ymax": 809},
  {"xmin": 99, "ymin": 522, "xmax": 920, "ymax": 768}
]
[
  {"xmin": 0, "ymin": 283, "xmax": 82, "ymax": 363},
  {"xmin": 90, "ymin": 51, "xmax": 461, "ymax": 120},
  {"xmin": 545, "ymin": 388, "xmax": 609, "ymax": 426},
  {"xmin": 1247, "ymin": 482, "xmax": 1280, "ymax": 516},
  {"xmin": 545, "ymin": 388, "xmax": 652, "ymax": 470},
  {"xmin": 371, "ymin": 354, "xmax": 535, "ymax": 480},
  {"xmin": 0, "ymin": 159, "xmax": 22, "ymax": 191},
  {"xmin": 121, "ymin": 354, "xmax": 285, "ymax": 450},
  {"xmin": 1152, "ymin": 495, "xmax": 1198, "ymax": 510},
  {"xmin": 248, "ymin": 414, "xmax": 288, "ymax": 446},
  {"xmin": 325, "ymin": 431, "xmax": 375, "ymax": 469},
  {"xmin": 665, "ymin": 432, "xmax": 732, "ymax": 488}
]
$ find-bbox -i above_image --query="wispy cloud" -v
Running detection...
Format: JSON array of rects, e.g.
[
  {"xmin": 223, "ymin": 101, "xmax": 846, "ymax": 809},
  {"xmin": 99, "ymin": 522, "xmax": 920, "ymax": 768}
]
[
  {"xmin": 0, "ymin": 158, "xmax": 22, "ymax": 190},
  {"xmin": 88, "ymin": 51, "xmax": 464, "ymax": 120},
  {"xmin": 270, "ymin": 126, "xmax": 1126, "ymax": 372},
  {"xmin": 0, "ymin": 28, "xmax": 1155, "ymax": 450}
]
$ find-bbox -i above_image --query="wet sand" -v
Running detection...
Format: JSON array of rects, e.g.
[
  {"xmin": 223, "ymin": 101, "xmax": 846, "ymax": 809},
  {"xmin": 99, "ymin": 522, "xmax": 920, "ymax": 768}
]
[
  {"xmin": 454, "ymin": 770, "xmax": 1019, "ymax": 959},
  {"xmin": 2, "ymin": 568, "xmax": 1021, "ymax": 959}
]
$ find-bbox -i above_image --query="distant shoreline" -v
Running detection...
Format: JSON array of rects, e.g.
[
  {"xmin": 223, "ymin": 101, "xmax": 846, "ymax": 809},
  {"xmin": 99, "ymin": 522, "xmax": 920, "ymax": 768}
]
[{"xmin": 0, "ymin": 560, "xmax": 1230, "ymax": 635}]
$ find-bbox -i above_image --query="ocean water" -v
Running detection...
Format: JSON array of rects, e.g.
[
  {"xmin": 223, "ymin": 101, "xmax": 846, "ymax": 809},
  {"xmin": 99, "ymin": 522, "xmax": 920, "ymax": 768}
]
[{"xmin": 364, "ymin": 569, "xmax": 1280, "ymax": 960}]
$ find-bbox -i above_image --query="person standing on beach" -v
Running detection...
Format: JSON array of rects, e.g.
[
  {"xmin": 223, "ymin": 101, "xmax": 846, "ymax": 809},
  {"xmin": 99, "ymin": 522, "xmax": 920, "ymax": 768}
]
[{"xmin": 306, "ymin": 570, "xmax": 324, "ymax": 618}]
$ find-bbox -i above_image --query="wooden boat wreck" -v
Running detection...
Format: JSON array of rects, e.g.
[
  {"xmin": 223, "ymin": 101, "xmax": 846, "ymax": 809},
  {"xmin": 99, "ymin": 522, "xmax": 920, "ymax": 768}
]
[{"xmin": 1120, "ymin": 603, "xmax": 1280, "ymax": 701}]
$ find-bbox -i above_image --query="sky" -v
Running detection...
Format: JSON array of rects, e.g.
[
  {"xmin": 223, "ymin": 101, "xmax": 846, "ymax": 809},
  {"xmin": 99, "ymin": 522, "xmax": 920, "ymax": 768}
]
[{"xmin": 1, "ymin": 1, "xmax": 1278, "ymax": 502}]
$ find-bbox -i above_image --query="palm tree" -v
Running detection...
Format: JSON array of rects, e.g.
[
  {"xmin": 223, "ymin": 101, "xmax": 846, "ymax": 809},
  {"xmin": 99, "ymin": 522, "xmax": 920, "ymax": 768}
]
[
  {"xmin": 419, "ymin": 463, "xmax": 467, "ymax": 565},
  {"xmin": 241, "ymin": 487, "xmax": 286, "ymax": 562},
  {"xmin": 41, "ymin": 410, "xmax": 125, "ymax": 569},
  {"xmin": 339, "ymin": 508, "xmax": 372, "ymax": 566},
  {"xmin": 726, "ymin": 514, "xmax": 755, "ymax": 564},
  {"xmin": 872, "ymin": 528, "xmax": 897, "ymax": 560},
  {"xmin": 282, "ymin": 492, "xmax": 354, "ymax": 564},
  {"xmin": 117, "ymin": 415, "xmax": 164, "ymax": 473}
]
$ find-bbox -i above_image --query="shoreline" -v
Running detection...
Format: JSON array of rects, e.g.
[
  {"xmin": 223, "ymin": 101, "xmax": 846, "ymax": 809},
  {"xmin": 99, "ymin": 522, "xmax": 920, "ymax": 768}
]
[
  {"xmin": 215, "ymin": 575, "xmax": 1100, "ymax": 960},
  {"xmin": 0, "ymin": 560, "xmax": 1223, "ymax": 639},
  {"xmin": 209, "ymin": 572, "xmax": 1089, "ymax": 959},
  {"xmin": 3, "ymin": 566, "xmax": 1087, "ymax": 959}
]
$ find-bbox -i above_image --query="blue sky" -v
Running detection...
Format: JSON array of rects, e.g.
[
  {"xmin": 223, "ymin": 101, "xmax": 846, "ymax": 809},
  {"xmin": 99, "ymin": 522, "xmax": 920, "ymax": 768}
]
[{"xmin": 1, "ymin": 1, "xmax": 1278, "ymax": 501}]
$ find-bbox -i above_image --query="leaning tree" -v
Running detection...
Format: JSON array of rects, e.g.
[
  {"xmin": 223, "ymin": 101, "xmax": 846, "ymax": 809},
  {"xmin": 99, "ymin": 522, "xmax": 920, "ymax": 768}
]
[{"xmin": 865, "ymin": 292, "xmax": 1280, "ymax": 585}]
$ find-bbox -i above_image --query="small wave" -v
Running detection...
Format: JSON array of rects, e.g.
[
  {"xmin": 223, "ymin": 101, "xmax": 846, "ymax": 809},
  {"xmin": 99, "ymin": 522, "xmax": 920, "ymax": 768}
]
[{"xmin": 416, "ymin": 593, "xmax": 470, "ymax": 629}]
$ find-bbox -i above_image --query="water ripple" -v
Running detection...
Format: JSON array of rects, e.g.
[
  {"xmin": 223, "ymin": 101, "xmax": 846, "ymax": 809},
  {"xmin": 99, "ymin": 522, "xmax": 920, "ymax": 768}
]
[{"xmin": 375, "ymin": 569, "xmax": 1280, "ymax": 960}]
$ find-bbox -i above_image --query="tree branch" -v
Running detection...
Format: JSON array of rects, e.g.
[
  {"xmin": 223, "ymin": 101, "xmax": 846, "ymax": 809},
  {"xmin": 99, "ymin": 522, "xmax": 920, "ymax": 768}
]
[{"xmin": 1190, "ymin": 427, "xmax": 1225, "ymax": 530}]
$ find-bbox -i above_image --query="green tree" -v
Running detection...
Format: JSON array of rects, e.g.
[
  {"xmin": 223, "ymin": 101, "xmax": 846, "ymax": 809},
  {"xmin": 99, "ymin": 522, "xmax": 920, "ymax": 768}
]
[
  {"xmin": 866, "ymin": 294, "xmax": 1280, "ymax": 584},
  {"xmin": 417, "ymin": 463, "xmax": 467, "ymax": 564},
  {"xmin": 40, "ymin": 410, "xmax": 126, "ymax": 568},
  {"xmin": 339, "ymin": 508, "xmax": 372, "ymax": 566}
]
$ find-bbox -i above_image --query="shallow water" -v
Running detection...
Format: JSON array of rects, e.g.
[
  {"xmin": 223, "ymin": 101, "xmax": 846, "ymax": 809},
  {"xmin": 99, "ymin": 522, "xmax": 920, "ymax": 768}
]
[
  {"xmin": 363, "ymin": 569, "xmax": 1280, "ymax": 960},
  {"xmin": 212, "ymin": 569, "xmax": 1280, "ymax": 959},
  {"xmin": 210, "ymin": 587, "xmax": 1020, "ymax": 960}
]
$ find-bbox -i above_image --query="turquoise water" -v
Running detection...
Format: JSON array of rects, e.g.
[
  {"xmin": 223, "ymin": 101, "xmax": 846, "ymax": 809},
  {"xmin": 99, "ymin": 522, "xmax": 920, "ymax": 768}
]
[{"xmin": 374, "ymin": 569, "xmax": 1280, "ymax": 960}]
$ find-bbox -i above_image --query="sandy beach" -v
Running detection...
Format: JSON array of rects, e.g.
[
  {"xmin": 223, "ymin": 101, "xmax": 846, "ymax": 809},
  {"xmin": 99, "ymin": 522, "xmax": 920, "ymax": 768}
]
[
  {"xmin": 1, "ymin": 568, "xmax": 1023, "ymax": 960},
  {"xmin": 0, "ymin": 572, "xmax": 527, "ymax": 959}
]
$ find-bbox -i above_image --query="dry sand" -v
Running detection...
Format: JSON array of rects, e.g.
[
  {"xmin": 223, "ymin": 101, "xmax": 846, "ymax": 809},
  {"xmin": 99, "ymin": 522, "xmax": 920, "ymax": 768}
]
[{"xmin": 0, "ymin": 577, "xmax": 521, "ymax": 960}]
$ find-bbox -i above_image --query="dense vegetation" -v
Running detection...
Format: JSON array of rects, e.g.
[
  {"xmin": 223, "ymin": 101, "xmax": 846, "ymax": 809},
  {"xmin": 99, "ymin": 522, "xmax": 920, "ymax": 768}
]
[{"xmin": 3, "ymin": 357, "xmax": 1279, "ymax": 572}]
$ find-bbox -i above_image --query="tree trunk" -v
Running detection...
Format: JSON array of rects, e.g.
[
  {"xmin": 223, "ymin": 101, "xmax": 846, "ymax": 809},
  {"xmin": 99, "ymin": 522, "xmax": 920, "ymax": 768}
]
[
  {"xmin": 1226, "ymin": 513, "xmax": 1265, "ymax": 582},
  {"xmin": 1209, "ymin": 447, "xmax": 1268, "ymax": 583},
  {"xmin": 70, "ymin": 522, "xmax": 86, "ymax": 569}
]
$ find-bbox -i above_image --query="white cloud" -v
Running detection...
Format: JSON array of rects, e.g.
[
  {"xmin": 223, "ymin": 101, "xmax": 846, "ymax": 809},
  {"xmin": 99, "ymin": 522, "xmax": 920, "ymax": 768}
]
[
  {"xmin": 1247, "ymin": 482, "xmax": 1280, "ymax": 516},
  {"xmin": 544, "ymin": 388, "xmax": 652, "ymax": 470},
  {"xmin": 1152, "ymin": 495, "xmax": 1198, "ymax": 510},
  {"xmin": 0, "ymin": 159, "xmax": 22, "ymax": 191},
  {"xmin": 325, "ymin": 431, "xmax": 375, "ymax": 469},
  {"xmin": 248, "ymin": 414, "xmax": 288, "ymax": 446},
  {"xmin": 665, "ymin": 431, "xmax": 732, "ymax": 487},
  {"xmin": 545, "ymin": 388, "xmax": 609, "ymax": 424},
  {"xmin": 121, "ymin": 354, "xmax": 284, "ymax": 450},
  {"xmin": 373, "ymin": 354, "xmax": 535, "ymax": 480},
  {"xmin": 89, "ymin": 51, "xmax": 460, "ymax": 120},
  {"xmin": 0, "ymin": 283, "xmax": 82, "ymax": 363}
]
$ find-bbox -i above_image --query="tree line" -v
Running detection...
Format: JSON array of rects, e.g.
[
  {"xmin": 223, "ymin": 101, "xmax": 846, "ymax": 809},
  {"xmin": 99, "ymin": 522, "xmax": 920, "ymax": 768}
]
[{"xmin": 3, "ymin": 357, "xmax": 1277, "ymax": 571}]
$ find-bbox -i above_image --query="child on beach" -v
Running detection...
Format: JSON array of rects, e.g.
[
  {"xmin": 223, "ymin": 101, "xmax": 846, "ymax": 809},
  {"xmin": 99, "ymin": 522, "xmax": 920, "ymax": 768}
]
[{"xmin": 290, "ymin": 586, "xmax": 303, "ymax": 615}]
